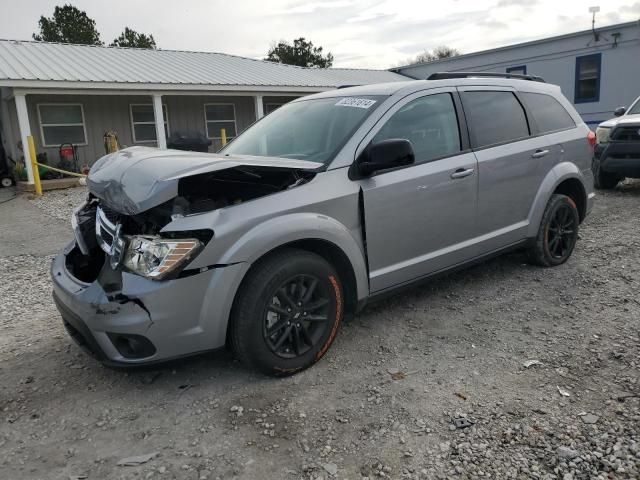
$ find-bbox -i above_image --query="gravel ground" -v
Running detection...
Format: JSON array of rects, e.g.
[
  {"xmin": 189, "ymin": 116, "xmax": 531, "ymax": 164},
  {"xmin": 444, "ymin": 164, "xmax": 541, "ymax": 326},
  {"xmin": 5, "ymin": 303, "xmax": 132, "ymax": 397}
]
[
  {"xmin": 29, "ymin": 187, "xmax": 87, "ymax": 222},
  {"xmin": 0, "ymin": 183, "xmax": 638, "ymax": 480}
]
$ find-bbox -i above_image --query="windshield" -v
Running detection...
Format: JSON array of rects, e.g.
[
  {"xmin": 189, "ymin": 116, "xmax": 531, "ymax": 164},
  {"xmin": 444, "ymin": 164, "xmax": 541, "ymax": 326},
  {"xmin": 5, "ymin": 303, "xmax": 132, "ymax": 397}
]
[
  {"xmin": 221, "ymin": 96, "xmax": 384, "ymax": 164},
  {"xmin": 628, "ymin": 97, "xmax": 640, "ymax": 115}
]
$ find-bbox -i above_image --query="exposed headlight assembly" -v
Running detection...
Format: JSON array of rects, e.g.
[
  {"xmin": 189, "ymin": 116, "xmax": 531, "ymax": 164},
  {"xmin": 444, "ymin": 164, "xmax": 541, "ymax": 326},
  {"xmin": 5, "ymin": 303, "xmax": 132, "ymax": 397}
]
[
  {"xmin": 595, "ymin": 126, "xmax": 611, "ymax": 144},
  {"xmin": 122, "ymin": 236, "xmax": 202, "ymax": 280}
]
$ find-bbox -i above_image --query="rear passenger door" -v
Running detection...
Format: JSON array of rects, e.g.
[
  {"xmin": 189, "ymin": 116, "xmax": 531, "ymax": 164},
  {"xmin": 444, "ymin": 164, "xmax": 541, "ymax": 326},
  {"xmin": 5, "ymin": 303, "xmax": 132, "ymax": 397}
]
[{"xmin": 458, "ymin": 87, "xmax": 553, "ymax": 250}]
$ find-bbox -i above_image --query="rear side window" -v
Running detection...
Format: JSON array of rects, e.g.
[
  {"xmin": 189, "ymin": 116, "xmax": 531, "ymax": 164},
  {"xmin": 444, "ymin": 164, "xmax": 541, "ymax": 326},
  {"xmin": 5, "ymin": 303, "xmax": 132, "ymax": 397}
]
[
  {"xmin": 460, "ymin": 91, "xmax": 530, "ymax": 148},
  {"xmin": 521, "ymin": 92, "xmax": 575, "ymax": 133},
  {"xmin": 373, "ymin": 93, "xmax": 461, "ymax": 164}
]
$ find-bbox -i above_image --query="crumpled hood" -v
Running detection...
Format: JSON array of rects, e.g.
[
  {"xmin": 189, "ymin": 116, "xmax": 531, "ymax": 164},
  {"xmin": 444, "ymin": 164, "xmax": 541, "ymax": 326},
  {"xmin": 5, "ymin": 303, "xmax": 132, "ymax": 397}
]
[
  {"xmin": 88, "ymin": 146, "xmax": 321, "ymax": 215},
  {"xmin": 599, "ymin": 113, "xmax": 640, "ymax": 128}
]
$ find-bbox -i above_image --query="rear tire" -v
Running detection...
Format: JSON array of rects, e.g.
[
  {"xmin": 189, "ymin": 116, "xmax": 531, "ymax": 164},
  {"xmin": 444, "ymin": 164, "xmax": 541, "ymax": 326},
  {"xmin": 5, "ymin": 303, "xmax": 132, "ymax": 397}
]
[
  {"xmin": 230, "ymin": 248, "xmax": 344, "ymax": 376},
  {"xmin": 593, "ymin": 157, "xmax": 622, "ymax": 190},
  {"xmin": 527, "ymin": 194, "xmax": 579, "ymax": 267}
]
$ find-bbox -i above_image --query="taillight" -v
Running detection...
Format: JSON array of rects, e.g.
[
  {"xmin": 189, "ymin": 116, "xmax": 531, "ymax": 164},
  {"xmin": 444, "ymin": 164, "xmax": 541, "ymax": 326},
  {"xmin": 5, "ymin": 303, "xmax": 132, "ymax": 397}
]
[{"xmin": 587, "ymin": 130, "xmax": 596, "ymax": 148}]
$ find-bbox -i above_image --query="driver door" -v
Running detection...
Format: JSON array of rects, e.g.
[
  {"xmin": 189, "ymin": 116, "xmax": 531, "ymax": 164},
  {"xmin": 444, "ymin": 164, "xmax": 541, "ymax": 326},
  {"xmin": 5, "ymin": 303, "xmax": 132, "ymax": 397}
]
[{"xmin": 358, "ymin": 89, "xmax": 478, "ymax": 292}]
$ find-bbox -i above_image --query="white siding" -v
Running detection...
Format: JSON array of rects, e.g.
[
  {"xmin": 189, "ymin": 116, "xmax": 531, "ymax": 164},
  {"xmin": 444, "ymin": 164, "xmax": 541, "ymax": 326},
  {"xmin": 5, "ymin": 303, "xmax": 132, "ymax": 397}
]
[{"xmin": 397, "ymin": 22, "xmax": 640, "ymax": 126}]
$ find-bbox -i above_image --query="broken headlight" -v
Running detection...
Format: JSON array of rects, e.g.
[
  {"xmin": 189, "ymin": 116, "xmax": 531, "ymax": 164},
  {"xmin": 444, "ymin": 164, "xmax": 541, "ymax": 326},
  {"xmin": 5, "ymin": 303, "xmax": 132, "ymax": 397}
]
[{"xmin": 122, "ymin": 236, "xmax": 202, "ymax": 280}]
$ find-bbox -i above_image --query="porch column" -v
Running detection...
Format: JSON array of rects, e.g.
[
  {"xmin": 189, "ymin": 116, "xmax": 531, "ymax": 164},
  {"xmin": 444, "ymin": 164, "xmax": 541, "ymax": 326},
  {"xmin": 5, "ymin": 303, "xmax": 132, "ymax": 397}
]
[
  {"xmin": 254, "ymin": 95, "xmax": 264, "ymax": 120},
  {"xmin": 152, "ymin": 94, "xmax": 167, "ymax": 149},
  {"xmin": 1, "ymin": 90, "xmax": 18, "ymax": 162},
  {"xmin": 15, "ymin": 93, "xmax": 34, "ymax": 184}
]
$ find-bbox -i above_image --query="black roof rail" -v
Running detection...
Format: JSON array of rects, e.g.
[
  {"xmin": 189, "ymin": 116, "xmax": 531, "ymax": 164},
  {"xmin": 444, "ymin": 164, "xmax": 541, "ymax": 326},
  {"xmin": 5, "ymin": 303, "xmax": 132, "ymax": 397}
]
[{"xmin": 427, "ymin": 71, "xmax": 546, "ymax": 83}]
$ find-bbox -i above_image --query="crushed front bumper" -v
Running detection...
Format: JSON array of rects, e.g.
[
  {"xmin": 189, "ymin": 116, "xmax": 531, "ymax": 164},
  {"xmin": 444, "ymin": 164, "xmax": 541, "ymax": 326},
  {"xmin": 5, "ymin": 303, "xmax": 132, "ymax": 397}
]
[
  {"xmin": 52, "ymin": 241, "xmax": 247, "ymax": 366},
  {"xmin": 595, "ymin": 142, "xmax": 640, "ymax": 178}
]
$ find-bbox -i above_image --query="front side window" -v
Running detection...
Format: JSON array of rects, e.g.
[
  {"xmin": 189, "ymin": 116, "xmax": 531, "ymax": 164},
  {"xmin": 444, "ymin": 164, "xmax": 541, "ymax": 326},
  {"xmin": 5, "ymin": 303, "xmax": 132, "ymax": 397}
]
[
  {"xmin": 222, "ymin": 96, "xmax": 384, "ymax": 164},
  {"xmin": 461, "ymin": 91, "xmax": 530, "ymax": 148},
  {"xmin": 37, "ymin": 104, "xmax": 87, "ymax": 147},
  {"xmin": 520, "ymin": 92, "xmax": 575, "ymax": 133},
  {"xmin": 205, "ymin": 104, "xmax": 237, "ymax": 139},
  {"xmin": 373, "ymin": 93, "xmax": 461, "ymax": 163},
  {"xmin": 575, "ymin": 53, "xmax": 601, "ymax": 103},
  {"xmin": 130, "ymin": 104, "xmax": 169, "ymax": 143}
]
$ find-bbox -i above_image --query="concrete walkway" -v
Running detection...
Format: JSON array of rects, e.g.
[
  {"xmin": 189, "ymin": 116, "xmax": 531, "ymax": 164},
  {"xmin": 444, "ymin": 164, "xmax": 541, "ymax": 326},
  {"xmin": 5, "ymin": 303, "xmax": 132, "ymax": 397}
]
[{"xmin": 0, "ymin": 188, "xmax": 72, "ymax": 257}]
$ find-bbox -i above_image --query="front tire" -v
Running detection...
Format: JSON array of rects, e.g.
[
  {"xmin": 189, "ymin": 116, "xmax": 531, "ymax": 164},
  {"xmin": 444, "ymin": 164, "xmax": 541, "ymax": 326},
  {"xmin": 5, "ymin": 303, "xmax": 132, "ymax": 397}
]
[
  {"xmin": 593, "ymin": 156, "xmax": 622, "ymax": 189},
  {"xmin": 230, "ymin": 249, "xmax": 344, "ymax": 376},
  {"xmin": 528, "ymin": 194, "xmax": 580, "ymax": 267}
]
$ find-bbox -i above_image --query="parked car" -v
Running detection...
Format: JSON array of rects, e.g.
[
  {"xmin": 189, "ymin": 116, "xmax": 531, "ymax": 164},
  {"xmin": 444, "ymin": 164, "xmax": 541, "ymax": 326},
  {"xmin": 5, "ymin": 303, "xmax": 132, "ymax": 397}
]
[
  {"xmin": 52, "ymin": 74, "xmax": 595, "ymax": 375},
  {"xmin": 592, "ymin": 95, "xmax": 640, "ymax": 189}
]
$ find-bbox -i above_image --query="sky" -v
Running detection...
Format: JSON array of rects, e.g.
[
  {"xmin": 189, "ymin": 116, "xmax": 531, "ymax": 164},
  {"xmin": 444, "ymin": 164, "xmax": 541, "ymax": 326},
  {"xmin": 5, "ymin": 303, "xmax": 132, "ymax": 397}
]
[{"xmin": 1, "ymin": 0, "xmax": 639, "ymax": 69}]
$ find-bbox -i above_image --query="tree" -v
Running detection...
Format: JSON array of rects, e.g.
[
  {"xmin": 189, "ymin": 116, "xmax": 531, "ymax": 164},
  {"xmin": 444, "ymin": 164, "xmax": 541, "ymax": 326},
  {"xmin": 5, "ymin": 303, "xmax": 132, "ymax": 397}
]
[
  {"xmin": 412, "ymin": 45, "xmax": 460, "ymax": 64},
  {"xmin": 110, "ymin": 27, "xmax": 157, "ymax": 49},
  {"xmin": 265, "ymin": 37, "xmax": 333, "ymax": 68},
  {"xmin": 32, "ymin": 4, "xmax": 102, "ymax": 45}
]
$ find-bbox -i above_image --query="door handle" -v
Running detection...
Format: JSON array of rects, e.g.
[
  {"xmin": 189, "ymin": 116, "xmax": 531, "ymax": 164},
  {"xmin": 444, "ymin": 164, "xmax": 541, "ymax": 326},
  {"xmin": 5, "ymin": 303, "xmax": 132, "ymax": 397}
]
[
  {"xmin": 531, "ymin": 149, "xmax": 549, "ymax": 158},
  {"xmin": 450, "ymin": 168, "xmax": 474, "ymax": 179}
]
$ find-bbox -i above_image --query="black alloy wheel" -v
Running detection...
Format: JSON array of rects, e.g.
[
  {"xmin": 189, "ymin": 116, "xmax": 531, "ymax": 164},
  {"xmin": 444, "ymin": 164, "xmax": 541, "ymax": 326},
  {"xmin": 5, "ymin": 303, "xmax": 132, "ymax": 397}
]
[
  {"xmin": 230, "ymin": 248, "xmax": 343, "ymax": 376},
  {"xmin": 528, "ymin": 194, "xmax": 580, "ymax": 267},
  {"xmin": 546, "ymin": 203, "xmax": 578, "ymax": 259},
  {"xmin": 264, "ymin": 274, "xmax": 331, "ymax": 358}
]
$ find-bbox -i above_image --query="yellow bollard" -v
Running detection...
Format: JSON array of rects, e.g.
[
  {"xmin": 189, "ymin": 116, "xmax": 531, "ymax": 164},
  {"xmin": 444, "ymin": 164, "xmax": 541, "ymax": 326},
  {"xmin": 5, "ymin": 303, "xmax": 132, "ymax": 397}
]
[
  {"xmin": 220, "ymin": 128, "xmax": 227, "ymax": 147},
  {"xmin": 27, "ymin": 135, "xmax": 42, "ymax": 196}
]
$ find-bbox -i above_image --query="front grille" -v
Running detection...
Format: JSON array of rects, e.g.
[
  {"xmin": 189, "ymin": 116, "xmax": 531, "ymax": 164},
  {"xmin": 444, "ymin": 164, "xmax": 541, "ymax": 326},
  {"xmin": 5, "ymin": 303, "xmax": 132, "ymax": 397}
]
[
  {"xmin": 100, "ymin": 205, "xmax": 121, "ymax": 224},
  {"xmin": 96, "ymin": 205, "xmax": 126, "ymax": 266},
  {"xmin": 96, "ymin": 206, "xmax": 117, "ymax": 253},
  {"xmin": 611, "ymin": 126, "xmax": 640, "ymax": 142}
]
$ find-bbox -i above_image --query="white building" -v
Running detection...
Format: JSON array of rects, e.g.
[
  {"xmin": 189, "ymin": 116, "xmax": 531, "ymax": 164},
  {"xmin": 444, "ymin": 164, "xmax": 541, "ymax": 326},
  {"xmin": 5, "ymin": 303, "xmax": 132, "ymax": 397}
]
[{"xmin": 393, "ymin": 21, "xmax": 640, "ymax": 128}]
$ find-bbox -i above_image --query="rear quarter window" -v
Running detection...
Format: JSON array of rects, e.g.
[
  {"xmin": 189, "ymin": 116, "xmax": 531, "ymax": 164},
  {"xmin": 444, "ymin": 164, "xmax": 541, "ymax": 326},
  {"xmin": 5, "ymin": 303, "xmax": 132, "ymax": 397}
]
[
  {"xmin": 460, "ymin": 91, "xmax": 530, "ymax": 148},
  {"xmin": 520, "ymin": 92, "xmax": 576, "ymax": 134}
]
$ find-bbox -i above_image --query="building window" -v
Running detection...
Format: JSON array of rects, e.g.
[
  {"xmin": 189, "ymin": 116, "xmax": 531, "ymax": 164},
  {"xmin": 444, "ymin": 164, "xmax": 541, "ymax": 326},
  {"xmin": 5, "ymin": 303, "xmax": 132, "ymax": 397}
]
[
  {"xmin": 575, "ymin": 53, "xmax": 601, "ymax": 103},
  {"xmin": 204, "ymin": 103, "xmax": 237, "ymax": 139},
  {"xmin": 37, "ymin": 104, "xmax": 87, "ymax": 147},
  {"xmin": 265, "ymin": 103, "xmax": 284, "ymax": 115},
  {"xmin": 506, "ymin": 65, "xmax": 527, "ymax": 75},
  {"xmin": 130, "ymin": 104, "xmax": 169, "ymax": 143}
]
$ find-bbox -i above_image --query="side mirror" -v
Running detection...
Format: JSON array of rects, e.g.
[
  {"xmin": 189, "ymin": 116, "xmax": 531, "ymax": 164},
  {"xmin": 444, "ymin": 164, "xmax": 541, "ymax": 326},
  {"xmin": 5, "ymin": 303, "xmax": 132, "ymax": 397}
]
[
  {"xmin": 353, "ymin": 139, "xmax": 415, "ymax": 178},
  {"xmin": 614, "ymin": 106, "xmax": 626, "ymax": 117}
]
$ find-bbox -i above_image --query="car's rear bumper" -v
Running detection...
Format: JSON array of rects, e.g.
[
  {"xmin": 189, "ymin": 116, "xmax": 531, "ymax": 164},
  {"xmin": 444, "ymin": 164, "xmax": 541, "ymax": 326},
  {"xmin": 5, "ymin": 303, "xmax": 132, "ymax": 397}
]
[
  {"xmin": 595, "ymin": 142, "xmax": 640, "ymax": 178},
  {"xmin": 51, "ymin": 241, "xmax": 247, "ymax": 366}
]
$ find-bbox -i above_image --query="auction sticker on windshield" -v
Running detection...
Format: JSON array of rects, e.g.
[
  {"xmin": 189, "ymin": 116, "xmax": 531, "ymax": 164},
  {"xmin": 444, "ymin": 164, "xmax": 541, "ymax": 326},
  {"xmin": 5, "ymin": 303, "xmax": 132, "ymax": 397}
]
[{"xmin": 335, "ymin": 97, "xmax": 377, "ymax": 109}]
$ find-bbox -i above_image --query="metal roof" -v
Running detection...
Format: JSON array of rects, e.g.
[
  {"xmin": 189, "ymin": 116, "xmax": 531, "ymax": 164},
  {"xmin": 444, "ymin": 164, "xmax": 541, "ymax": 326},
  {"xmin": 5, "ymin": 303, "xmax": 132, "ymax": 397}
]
[{"xmin": 0, "ymin": 39, "xmax": 406, "ymax": 91}]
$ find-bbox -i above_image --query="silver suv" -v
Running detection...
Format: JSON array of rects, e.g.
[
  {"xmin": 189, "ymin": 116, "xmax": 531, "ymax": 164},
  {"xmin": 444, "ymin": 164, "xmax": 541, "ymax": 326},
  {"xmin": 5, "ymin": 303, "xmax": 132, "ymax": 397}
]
[{"xmin": 52, "ymin": 74, "xmax": 595, "ymax": 375}]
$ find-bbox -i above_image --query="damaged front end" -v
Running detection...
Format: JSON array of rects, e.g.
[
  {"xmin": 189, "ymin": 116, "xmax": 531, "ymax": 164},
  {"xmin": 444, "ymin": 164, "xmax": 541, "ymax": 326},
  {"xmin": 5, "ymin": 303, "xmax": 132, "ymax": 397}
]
[
  {"xmin": 72, "ymin": 153, "xmax": 317, "ymax": 281},
  {"xmin": 54, "ymin": 147, "xmax": 320, "ymax": 365}
]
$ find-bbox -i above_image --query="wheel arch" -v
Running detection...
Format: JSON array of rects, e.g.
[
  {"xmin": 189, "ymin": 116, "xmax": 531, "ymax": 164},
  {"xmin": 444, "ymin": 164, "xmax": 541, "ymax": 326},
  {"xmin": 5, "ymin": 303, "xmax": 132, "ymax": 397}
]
[
  {"xmin": 552, "ymin": 177, "xmax": 587, "ymax": 222},
  {"xmin": 224, "ymin": 237, "xmax": 364, "ymax": 349},
  {"xmin": 527, "ymin": 162, "xmax": 588, "ymax": 237},
  {"xmin": 217, "ymin": 213, "xmax": 368, "ymax": 299},
  {"xmin": 235, "ymin": 239, "xmax": 360, "ymax": 317},
  {"xmin": 217, "ymin": 214, "xmax": 369, "ymax": 343}
]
